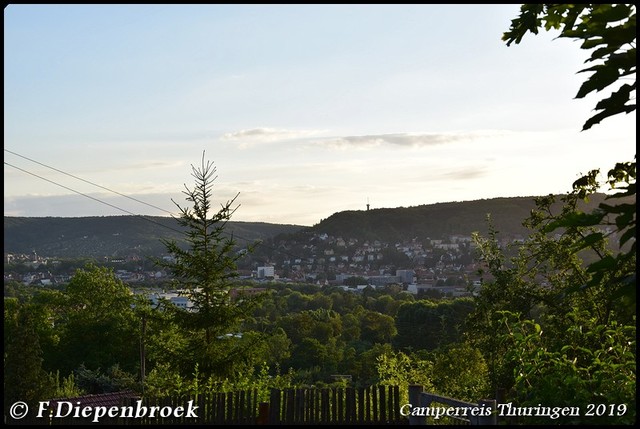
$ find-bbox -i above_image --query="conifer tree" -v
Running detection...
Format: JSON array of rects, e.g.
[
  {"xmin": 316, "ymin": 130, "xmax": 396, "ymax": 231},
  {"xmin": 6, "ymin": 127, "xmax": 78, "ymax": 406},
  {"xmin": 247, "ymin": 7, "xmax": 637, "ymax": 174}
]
[{"xmin": 157, "ymin": 152, "xmax": 263, "ymax": 378}]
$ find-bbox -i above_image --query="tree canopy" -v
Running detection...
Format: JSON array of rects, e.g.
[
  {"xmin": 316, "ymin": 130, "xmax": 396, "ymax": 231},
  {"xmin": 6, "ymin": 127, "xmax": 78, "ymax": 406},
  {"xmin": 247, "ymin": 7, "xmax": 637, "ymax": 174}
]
[
  {"xmin": 463, "ymin": 4, "xmax": 636, "ymax": 423},
  {"xmin": 155, "ymin": 152, "xmax": 265, "ymax": 378},
  {"xmin": 503, "ymin": 4, "xmax": 636, "ymax": 131}
]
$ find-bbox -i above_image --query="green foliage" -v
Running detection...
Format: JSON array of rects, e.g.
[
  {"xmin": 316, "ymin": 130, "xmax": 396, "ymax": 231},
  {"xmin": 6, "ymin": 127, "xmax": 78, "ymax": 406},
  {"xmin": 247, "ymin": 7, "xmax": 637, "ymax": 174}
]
[
  {"xmin": 74, "ymin": 364, "xmax": 139, "ymax": 395},
  {"xmin": 379, "ymin": 246, "xmax": 412, "ymax": 268},
  {"xmin": 4, "ymin": 259, "xmax": 483, "ymax": 404},
  {"xmin": 209, "ymin": 364, "xmax": 296, "ymax": 403},
  {"xmin": 503, "ymin": 4, "xmax": 636, "ymax": 131},
  {"xmin": 482, "ymin": 7, "xmax": 637, "ymax": 422},
  {"xmin": 394, "ymin": 298, "xmax": 475, "ymax": 352},
  {"xmin": 50, "ymin": 371, "xmax": 84, "ymax": 399},
  {"xmin": 429, "ymin": 343, "xmax": 491, "ymax": 403},
  {"xmin": 247, "ymin": 328, "xmax": 292, "ymax": 367},
  {"xmin": 135, "ymin": 295, "xmax": 191, "ymax": 377},
  {"xmin": 52, "ymin": 264, "xmax": 139, "ymax": 375},
  {"xmin": 4, "ymin": 301, "xmax": 56, "ymax": 410},
  {"xmin": 144, "ymin": 362, "xmax": 295, "ymax": 403},
  {"xmin": 359, "ymin": 310, "xmax": 397, "ymax": 344},
  {"xmin": 155, "ymin": 153, "xmax": 266, "ymax": 378},
  {"xmin": 143, "ymin": 363, "xmax": 187, "ymax": 398},
  {"xmin": 278, "ymin": 308, "xmax": 342, "ymax": 344},
  {"xmin": 469, "ymin": 183, "xmax": 636, "ymax": 376},
  {"xmin": 546, "ymin": 161, "xmax": 636, "ymax": 308},
  {"xmin": 376, "ymin": 351, "xmax": 434, "ymax": 405},
  {"xmin": 468, "ymin": 177, "xmax": 636, "ymax": 420},
  {"xmin": 344, "ymin": 276, "xmax": 367, "ymax": 287},
  {"xmin": 349, "ymin": 343, "xmax": 394, "ymax": 386},
  {"xmin": 3, "ymin": 281, "xmax": 37, "ymax": 302},
  {"xmin": 498, "ymin": 311, "xmax": 635, "ymax": 424}
]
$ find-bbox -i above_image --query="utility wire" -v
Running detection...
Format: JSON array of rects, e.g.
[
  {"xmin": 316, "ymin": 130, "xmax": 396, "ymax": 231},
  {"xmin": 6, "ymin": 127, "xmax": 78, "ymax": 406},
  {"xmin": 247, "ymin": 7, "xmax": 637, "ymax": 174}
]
[
  {"xmin": 5, "ymin": 148, "xmax": 174, "ymax": 216},
  {"xmin": 4, "ymin": 161, "xmax": 185, "ymax": 235},
  {"xmin": 4, "ymin": 152, "xmax": 309, "ymax": 263}
]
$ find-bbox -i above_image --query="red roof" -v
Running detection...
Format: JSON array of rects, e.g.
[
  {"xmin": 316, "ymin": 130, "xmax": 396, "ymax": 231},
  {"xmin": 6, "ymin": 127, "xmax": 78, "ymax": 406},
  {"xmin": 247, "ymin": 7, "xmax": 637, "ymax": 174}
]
[{"xmin": 50, "ymin": 390, "xmax": 139, "ymax": 408}]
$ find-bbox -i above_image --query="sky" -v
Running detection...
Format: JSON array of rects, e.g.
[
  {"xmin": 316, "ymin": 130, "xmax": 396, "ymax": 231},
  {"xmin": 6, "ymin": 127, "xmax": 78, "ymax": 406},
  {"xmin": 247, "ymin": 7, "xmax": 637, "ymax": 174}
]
[{"xmin": 4, "ymin": 4, "xmax": 636, "ymax": 226}]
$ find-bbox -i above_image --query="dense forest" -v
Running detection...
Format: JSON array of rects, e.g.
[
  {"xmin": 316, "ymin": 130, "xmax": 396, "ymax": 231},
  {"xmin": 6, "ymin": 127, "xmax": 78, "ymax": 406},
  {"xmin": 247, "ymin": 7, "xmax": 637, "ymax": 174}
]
[
  {"xmin": 3, "ymin": 216, "xmax": 304, "ymax": 258},
  {"xmin": 4, "ymin": 276, "xmax": 478, "ymax": 397},
  {"xmin": 308, "ymin": 195, "xmax": 599, "ymax": 242}
]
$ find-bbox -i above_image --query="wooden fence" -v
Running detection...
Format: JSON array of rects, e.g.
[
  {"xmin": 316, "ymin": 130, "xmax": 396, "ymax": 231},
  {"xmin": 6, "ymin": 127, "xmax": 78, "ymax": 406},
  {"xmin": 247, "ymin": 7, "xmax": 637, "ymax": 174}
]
[
  {"xmin": 7, "ymin": 386, "xmax": 407, "ymax": 425},
  {"xmin": 267, "ymin": 385, "xmax": 406, "ymax": 425},
  {"xmin": 407, "ymin": 385, "xmax": 497, "ymax": 425},
  {"xmin": 122, "ymin": 390, "xmax": 260, "ymax": 425}
]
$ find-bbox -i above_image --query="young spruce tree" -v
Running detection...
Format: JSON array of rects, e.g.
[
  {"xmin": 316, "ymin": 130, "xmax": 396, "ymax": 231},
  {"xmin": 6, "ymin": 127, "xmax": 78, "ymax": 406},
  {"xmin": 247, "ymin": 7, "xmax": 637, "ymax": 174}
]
[{"xmin": 157, "ymin": 152, "xmax": 263, "ymax": 378}]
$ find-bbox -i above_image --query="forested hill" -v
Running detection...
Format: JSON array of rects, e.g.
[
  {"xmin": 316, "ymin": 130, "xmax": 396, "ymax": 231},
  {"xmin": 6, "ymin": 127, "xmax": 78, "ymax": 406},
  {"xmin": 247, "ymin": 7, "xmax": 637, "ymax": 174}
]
[
  {"xmin": 3, "ymin": 216, "xmax": 305, "ymax": 258},
  {"xmin": 3, "ymin": 193, "xmax": 621, "ymax": 259},
  {"xmin": 308, "ymin": 193, "xmax": 615, "ymax": 242}
]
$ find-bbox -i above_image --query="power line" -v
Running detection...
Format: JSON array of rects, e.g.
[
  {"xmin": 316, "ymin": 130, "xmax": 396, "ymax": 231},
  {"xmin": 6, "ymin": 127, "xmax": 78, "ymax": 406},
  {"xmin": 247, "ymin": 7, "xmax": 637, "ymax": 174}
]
[
  {"xmin": 4, "ymin": 152, "xmax": 308, "ymax": 264},
  {"xmin": 4, "ymin": 161, "xmax": 186, "ymax": 236},
  {"xmin": 4, "ymin": 148, "xmax": 174, "ymax": 216}
]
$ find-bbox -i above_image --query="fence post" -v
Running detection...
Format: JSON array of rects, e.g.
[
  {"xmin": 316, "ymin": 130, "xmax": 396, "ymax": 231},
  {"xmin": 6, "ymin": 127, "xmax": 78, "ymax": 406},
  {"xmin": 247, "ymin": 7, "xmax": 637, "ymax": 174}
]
[
  {"xmin": 408, "ymin": 384, "xmax": 426, "ymax": 425},
  {"xmin": 478, "ymin": 399, "xmax": 497, "ymax": 425},
  {"xmin": 256, "ymin": 402, "xmax": 269, "ymax": 425},
  {"xmin": 269, "ymin": 388, "xmax": 280, "ymax": 425}
]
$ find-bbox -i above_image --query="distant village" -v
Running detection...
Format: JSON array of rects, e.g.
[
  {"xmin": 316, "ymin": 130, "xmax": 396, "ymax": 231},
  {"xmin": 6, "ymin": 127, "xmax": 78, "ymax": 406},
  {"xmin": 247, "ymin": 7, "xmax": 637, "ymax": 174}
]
[
  {"xmin": 246, "ymin": 232, "xmax": 493, "ymax": 296},
  {"xmin": 3, "ymin": 230, "xmax": 528, "ymax": 305}
]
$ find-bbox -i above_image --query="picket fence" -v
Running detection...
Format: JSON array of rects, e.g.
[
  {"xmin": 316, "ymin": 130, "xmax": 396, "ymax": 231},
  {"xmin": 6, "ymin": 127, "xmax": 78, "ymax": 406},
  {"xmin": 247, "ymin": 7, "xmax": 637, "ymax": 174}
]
[
  {"xmin": 7, "ymin": 385, "xmax": 407, "ymax": 425},
  {"xmin": 407, "ymin": 384, "xmax": 497, "ymax": 425},
  {"xmin": 9, "ymin": 385, "xmax": 500, "ymax": 425}
]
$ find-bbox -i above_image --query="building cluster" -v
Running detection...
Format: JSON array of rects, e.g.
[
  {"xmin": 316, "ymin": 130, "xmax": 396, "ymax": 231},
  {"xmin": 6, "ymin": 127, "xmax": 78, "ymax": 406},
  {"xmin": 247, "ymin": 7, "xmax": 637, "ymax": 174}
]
[
  {"xmin": 3, "ymin": 253, "xmax": 170, "ymax": 287},
  {"xmin": 247, "ymin": 232, "xmax": 506, "ymax": 297},
  {"xmin": 5, "ymin": 231, "xmax": 522, "ymax": 298},
  {"xmin": 139, "ymin": 286, "xmax": 265, "ymax": 312}
]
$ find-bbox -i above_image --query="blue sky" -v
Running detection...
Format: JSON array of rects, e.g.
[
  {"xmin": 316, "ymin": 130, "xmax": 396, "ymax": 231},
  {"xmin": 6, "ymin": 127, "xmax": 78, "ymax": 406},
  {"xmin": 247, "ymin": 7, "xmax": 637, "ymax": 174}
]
[{"xmin": 4, "ymin": 4, "xmax": 636, "ymax": 226}]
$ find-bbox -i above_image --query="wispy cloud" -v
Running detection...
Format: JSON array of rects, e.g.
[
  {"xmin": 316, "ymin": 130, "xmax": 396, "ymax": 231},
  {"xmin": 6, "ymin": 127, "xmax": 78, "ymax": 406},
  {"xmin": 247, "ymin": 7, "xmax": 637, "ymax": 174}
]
[
  {"xmin": 406, "ymin": 164, "xmax": 491, "ymax": 185},
  {"xmin": 315, "ymin": 130, "xmax": 510, "ymax": 149},
  {"xmin": 220, "ymin": 128, "xmax": 325, "ymax": 148},
  {"xmin": 219, "ymin": 128, "xmax": 513, "ymax": 150},
  {"xmin": 119, "ymin": 160, "xmax": 187, "ymax": 172},
  {"xmin": 441, "ymin": 166, "xmax": 489, "ymax": 181}
]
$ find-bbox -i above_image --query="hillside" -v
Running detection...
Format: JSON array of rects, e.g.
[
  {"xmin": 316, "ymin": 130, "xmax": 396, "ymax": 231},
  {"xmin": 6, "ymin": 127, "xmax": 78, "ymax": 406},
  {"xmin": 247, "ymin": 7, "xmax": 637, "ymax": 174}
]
[
  {"xmin": 307, "ymin": 193, "xmax": 616, "ymax": 242},
  {"xmin": 3, "ymin": 216, "xmax": 306, "ymax": 259},
  {"xmin": 4, "ymin": 193, "xmax": 623, "ymax": 260}
]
